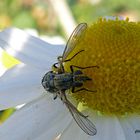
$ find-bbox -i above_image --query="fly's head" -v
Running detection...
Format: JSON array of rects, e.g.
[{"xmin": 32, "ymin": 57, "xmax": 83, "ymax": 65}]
[{"xmin": 42, "ymin": 71, "xmax": 57, "ymax": 93}]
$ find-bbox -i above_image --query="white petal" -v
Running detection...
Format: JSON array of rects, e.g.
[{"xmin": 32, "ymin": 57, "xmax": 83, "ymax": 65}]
[
  {"xmin": 60, "ymin": 109, "xmax": 125, "ymax": 140},
  {"xmin": 60, "ymin": 112, "xmax": 127, "ymax": 140},
  {"xmin": 0, "ymin": 27, "xmax": 64, "ymax": 69},
  {"xmin": 90, "ymin": 115, "xmax": 126, "ymax": 140},
  {"xmin": 60, "ymin": 119, "xmax": 89, "ymax": 140},
  {"xmin": 119, "ymin": 115, "xmax": 140, "ymax": 140},
  {"xmin": 0, "ymin": 95, "xmax": 71, "ymax": 140},
  {"xmin": 60, "ymin": 111, "xmax": 140, "ymax": 140},
  {"xmin": 0, "ymin": 63, "xmax": 45, "ymax": 110}
]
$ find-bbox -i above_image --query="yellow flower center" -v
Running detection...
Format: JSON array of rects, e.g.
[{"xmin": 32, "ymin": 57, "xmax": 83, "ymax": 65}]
[{"xmin": 64, "ymin": 17, "xmax": 140, "ymax": 116}]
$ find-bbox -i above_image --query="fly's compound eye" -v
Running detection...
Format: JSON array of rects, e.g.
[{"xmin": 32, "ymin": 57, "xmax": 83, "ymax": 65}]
[
  {"xmin": 41, "ymin": 72, "xmax": 56, "ymax": 93},
  {"xmin": 42, "ymin": 78, "xmax": 49, "ymax": 90}
]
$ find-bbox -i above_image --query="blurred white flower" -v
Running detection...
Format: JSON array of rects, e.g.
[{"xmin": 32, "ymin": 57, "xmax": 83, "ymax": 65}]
[{"xmin": 0, "ymin": 28, "xmax": 139, "ymax": 140}]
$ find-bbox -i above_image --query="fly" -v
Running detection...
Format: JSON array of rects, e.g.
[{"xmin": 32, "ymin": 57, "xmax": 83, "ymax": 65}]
[{"xmin": 42, "ymin": 23, "xmax": 98, "ymax": 136}]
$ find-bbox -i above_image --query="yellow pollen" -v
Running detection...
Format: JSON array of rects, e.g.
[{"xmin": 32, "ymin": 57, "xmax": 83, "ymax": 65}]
[{"xmin": 64, "ymin": 17, "xmax": 140, "ymax": 116}]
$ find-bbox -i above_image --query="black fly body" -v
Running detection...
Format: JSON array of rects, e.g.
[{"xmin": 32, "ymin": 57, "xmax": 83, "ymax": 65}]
[{"xmin": 42, "ymin": 23, "xmax": 98, "ymax": 136}]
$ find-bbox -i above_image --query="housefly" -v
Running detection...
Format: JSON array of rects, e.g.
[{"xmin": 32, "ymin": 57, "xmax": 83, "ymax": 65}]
[{"xmin": 42, "ymin": 23, "xmax": 98, "ymax": 136}]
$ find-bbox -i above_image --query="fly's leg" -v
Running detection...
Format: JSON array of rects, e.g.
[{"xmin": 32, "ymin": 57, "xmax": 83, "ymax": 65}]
[
  {"xmin": 53, "ymin": 93, "xmax": 57, "ymax": 100},
  {"xmin": 58, "ymin": 90, "xmax": 65, "ymax": 101},
  {"xmin": 70, "ymin": 65, "xmax": 98, "ymax": 93},
  {"xmin": 53, "ymin": 50, "xmax": 85, "ymax": 72},
  {"xmin": 70, "ymin": 65, "xmax": 99, "ymax": 73},
  {"xmin": 64, "ymin": 50, "xmax": 84, "ymax": 62},
  {"xmin": 72, "ymin": 87, "xmax": 96, "ymax": 93}
]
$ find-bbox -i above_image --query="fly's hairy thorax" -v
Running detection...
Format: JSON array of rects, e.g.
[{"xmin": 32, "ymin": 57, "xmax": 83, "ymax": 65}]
[
  {"xmin": 42, "ymin": 71, "xmax": 88, "ymax": 93},
  {"xmin": 54, "ymin": 73, "xmax": 73, "ymax": 90}
]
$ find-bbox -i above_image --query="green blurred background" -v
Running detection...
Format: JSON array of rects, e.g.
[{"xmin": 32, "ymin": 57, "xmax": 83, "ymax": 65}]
[
  {"xmin": 0, "ymin": 0, "xmax": 140, "ymax": 123},
  {"xmin": 0, "ymin": 0, "xmax": 140, "ymax": 38}
]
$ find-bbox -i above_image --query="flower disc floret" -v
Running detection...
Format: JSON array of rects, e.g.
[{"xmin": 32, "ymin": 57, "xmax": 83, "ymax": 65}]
[{"xmin": 64, "ymin": 17, "xmax": 140, "ymax": 115}]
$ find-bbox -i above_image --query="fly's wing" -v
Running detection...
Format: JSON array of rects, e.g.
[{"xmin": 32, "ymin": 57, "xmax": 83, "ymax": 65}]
[
  {"xmin": 61, "ymin": 92, "xmax": 97, "ymax": 136},
  {"xmin": 62, "ymin": 23, "xmax": 87, "ymax": 61}
]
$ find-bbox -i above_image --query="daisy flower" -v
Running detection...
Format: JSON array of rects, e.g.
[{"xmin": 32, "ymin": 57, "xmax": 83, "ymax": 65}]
[{"xmin": 0, "ymin": 17, "xmax": 140, "ymax": 140}]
